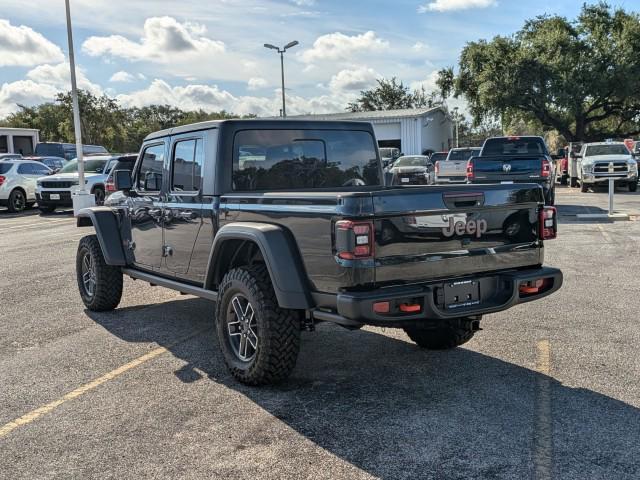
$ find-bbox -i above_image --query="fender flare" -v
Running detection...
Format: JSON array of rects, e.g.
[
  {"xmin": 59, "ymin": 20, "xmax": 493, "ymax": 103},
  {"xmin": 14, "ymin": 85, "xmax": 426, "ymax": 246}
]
[
  {"xmin": 76, "ymin": 207, "xmax": 126, "ymax": 266},
  {"xmin": 206, "ymin": 222, "xmax": 312, "ymax": 310}
]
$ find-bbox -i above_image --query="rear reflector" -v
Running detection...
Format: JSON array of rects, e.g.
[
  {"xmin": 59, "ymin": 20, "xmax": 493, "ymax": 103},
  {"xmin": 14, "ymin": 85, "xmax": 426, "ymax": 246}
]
[
  {"xmin": 519, "ymin": 278, "xmax": 551, "ymax": 295},
  {"xmin": 373, "ymin": 301, "xmax": 390, "ymax": 314},
  {"xmin": 399, "ymin": 303, "xmax": 421, "ymax": 313}
]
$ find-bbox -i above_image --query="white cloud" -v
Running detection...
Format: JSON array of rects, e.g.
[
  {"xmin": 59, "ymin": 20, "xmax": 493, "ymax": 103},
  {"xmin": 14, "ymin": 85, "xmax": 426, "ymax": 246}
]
[
  {"xmin": 82, "ymin": 16, "xmax": 225, "ymax": 63},
  {"xmin": 418, "ymin": 0, "xmax": 496, "ymax": 13},
  {"xmin": 300, "ymin": 31, "xmax": 389, "ymax": 63},
  {"xmin": 291, "ymin": 0, "xmax": 316, "ymax": 5},
  {"xmin": 26, "ymin": 63, "xmax": 102, "ymax": 95},
  {"xmin": 329, "ymin": 67, "xmax": 378, "ymax": 92},
  {"xmin": 110, "ymin": 71, "xmax": 136, "ymax": 82},
  {"xmin": 247, "ymin": 77, "xmax": 268, "ymax": 91},
  {"xmin": 116, "ymin": 79, "xmax": 349, "ymax": 117},
  {"xmin": 0, "ymin": 19, "xmax": 64, "ymax": 67},
  {"xmin": 0, "ymin": 80, "xmax": 59, "ymax": 117}
]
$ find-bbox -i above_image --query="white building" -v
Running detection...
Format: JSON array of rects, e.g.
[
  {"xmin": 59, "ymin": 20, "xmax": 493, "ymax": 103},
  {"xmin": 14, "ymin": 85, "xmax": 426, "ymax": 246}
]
[
  {"xmin": 290, "ymin": 107, "xmax": 454, "ymax": 155},
  {"xmin": 0, "ymin": 127, "xmax": 40, "ymax": 156}
]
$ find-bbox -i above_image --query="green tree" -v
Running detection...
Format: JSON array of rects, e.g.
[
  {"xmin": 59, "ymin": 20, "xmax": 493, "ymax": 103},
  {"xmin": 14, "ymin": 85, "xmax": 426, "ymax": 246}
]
[
  {"xmin": 348, "ymin": 77, "xmax": 443, "ymax": 112},
  {"xmin": 437, "ymin": 2, "xmax": 640, "ymax": 142}
]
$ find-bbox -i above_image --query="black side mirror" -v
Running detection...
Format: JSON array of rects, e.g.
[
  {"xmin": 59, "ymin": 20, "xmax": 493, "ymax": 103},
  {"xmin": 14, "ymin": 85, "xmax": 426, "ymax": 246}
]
[{"xmin": 114, "ymin": 169, "xmax": 132, "ymax": 193}]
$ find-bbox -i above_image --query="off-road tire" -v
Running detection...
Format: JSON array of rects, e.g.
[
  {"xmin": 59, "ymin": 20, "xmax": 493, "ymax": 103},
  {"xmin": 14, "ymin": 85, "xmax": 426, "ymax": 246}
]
[
  {"xmin": 216, "ymin": 265, "xmax": 301, "ymax": 385},
  {"xmin": 404, "ymin": 318, "xmax": 476, "ymax": 350},
  {"xmin": 76, "ymin": 234, "xmax": 123, "ymax": 311},
  {"xmin": 7, "ymin": 188, "xmax": 26, "ymax": 213},
  {"xmin": 629, "ymin": 182, "xmax": 638, "ymax": 193}
]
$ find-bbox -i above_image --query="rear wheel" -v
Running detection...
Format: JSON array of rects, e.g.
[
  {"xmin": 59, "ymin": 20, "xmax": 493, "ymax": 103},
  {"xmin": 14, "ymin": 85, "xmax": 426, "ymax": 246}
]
[
  {"xmin": 7, "ymin": 189, "xmax": 26, "ymax": 213},
  {"xmin": 76, "ymin": 235, "xmax": 123, "ymax": 311},
  {"xmin": 216, "ymin": 264, "xmax": 301, "ymax": 385},
  {"xmin": 93, "ymin": 187, "xmax": 105, "ymax": 206},
  {"xmin": 404, "ymin": 318, "xmax": 478, "ymax": 350}
]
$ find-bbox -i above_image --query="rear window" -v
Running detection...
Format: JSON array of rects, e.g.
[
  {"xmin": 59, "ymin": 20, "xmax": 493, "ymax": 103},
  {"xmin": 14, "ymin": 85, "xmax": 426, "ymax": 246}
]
[
  {"xmin": 232, "ymin": 129, "xmax": 380, "ymax": 191},
  {"xmin": 482, "ymin": 137, "xmax": 548, "ymax": 156},
  {"xmin": 585, "ymin": 145, "xmax": 630, "ymax": 156},
  {"xmin": 430, "ymin": 153, "xmax": 447, "ymax": 162},
  {"xmin": 447, "ymin": 149, "xmax": 477, "ymax": 161},
  {"xmin": 0, "ymin": 163, "xmax": 14, "ymax": 174}
]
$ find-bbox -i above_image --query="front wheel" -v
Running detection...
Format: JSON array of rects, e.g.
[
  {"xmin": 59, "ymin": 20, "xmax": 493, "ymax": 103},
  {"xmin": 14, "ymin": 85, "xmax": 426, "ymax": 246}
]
[
  {"xmin": 76, "ymin": 235, "xmax": 123, "ymax": 311},
  {"xmin": 580, "ymin": 182, "xmax": 588, "ymax": 193},
  {"xmin": 216, "ymin": 265, "xmax": 301, "ymax": 385},
  {"xmin": 629, "ymin": 181, "xmax": 638, "ymax": 192},
  {"xmin": 404, "ymin": 318, "xmax": 478, "ymax": 350},
  {"xmin": 93, "ymin": 187, "xmax": 105, "ymax": 206}
]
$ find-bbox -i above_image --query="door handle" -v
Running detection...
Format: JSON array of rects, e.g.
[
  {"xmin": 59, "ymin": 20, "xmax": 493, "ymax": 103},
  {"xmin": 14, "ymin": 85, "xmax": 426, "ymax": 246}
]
[{"xmin": 178, "ymin": 211, "xmax": 195, "ymax": 220}]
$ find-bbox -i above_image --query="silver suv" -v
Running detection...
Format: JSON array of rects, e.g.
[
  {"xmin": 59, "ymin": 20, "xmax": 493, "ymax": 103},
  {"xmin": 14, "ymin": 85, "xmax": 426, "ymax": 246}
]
[{"xmin": 0, "ymin": 160, "xmax": 52, "ymax": 212}]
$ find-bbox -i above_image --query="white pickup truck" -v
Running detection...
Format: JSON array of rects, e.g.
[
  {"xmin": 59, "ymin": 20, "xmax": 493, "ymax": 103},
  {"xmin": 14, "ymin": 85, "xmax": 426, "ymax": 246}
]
[
  {"xmin": 434, "ymin": 147, "xmax": 480, "ymax": 184},
  {"xmin": 576, "ymin": 142, "xmax": 638, "ymax": 192}
]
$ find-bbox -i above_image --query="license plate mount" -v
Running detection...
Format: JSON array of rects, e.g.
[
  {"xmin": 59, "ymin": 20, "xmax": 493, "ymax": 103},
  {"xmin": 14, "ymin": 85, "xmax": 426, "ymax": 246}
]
[
  {"xmin": 50, "ymin": 193, "xmax": 60, "ymax": 200},
  {"xmin": 444, "ymin": 279, "xmax": 480, "ymax": 310}
]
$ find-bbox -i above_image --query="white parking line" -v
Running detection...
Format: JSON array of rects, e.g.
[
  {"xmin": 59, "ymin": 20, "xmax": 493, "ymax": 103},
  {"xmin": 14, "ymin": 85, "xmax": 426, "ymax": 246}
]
[{"xmin": 0, "ymin": 219, "xmax": 74, "ymax": 232}]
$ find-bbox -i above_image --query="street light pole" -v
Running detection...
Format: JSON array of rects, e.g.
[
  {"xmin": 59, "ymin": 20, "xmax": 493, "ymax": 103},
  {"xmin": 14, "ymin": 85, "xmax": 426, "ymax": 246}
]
[
  {"xmin": 264, "ymin": 41, "xmax": 299, "ymax": 118},
  {"xmin": 453, "ymin": 107, "xmax": 459, "ymax": 148}
]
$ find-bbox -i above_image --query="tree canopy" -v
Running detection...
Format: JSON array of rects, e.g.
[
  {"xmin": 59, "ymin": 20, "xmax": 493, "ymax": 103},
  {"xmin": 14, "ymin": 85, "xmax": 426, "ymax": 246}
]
[
  {"xmin": 1, "ymin": 90, "xmax": 245, "ymax": 153},
  {"xmin": 347, "ymin": 77, "xmax": 443, "ymax": 112},
  {"xmin": 437, "ymin": 2, "xmax": 640, "ymax": 142}
]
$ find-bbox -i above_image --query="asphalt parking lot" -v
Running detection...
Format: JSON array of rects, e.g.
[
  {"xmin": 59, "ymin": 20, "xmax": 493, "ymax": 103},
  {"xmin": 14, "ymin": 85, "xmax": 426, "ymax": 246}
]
[{"xmin": 1, "ymin": 186, "xmax": 640, "ymax": 480}]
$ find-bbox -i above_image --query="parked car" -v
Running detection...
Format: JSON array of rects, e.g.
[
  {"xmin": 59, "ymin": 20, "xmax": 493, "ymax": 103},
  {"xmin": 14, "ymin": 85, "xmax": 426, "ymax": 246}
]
[
  {"xmin": 466, "ymin": 136, "xmax": 557, "ymax": 205},
  {"xmin": 0, "ymin": 159, "xmax": 52, "ymax": 212},
  {"xmin": 387, "ymin": 155, "xmax": 434, "ymax": 185},
  {"xmin": 22, "ymin": 156, "xmax": 66, "ymax": 173},
  {"xmin": 75, "ymin": 119, "xmax": 562, "ymax": 386},
  {"xmin": 379, "ymin": 147, "xmax": 401, "ymax": 168},
  {"xmin": 34, "ymin": 142, "xmax": 108, "ymax": 161},
  {"xmin": 435, "ymin": 148, "xmax": 481, "ymax": 184},
  {"xmin": 429, "ymin": 152, "xmax": 447, "ymax": 164},
  {"xmin": 104, "ymin": 154, "xmax": 138, "ymax": 197},
  {"xmin": 0, "ymin": 153, "xmax": 23, "ymax": 161},
  {"xmin": 575, "ymin": 142, "xmax": 638, "ymax": 192},
  {"xmin": 36, "ymin": 154, "xmax": 135, "ymax": 212}
]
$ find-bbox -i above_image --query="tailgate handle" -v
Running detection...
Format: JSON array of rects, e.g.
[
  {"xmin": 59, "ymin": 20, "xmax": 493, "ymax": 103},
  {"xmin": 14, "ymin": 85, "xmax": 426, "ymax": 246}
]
[{"xmin": 443, "ymin": 192, "xmax": 485, "ymax": 209}]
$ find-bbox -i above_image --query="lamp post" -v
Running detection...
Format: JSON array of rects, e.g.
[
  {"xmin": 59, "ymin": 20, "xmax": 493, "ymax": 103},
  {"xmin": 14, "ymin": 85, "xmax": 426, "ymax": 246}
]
[
  {"xmin": 264, "ymin": 41, "xmax": 299, "ymax": 117},
  {"xmin": 65, "ymin": 0, "xmax": 94, "ymax": 215},
  {"xmin": 453, "ymin": 107, "xmax": 459, "ymax": 148}
]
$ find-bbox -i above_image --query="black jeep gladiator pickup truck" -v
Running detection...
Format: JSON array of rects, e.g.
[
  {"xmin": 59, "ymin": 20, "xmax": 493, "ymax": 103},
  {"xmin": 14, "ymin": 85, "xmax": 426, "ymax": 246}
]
[
  {"xmin": 466, "ymin": 136, "xmax": 557, "ymax": 205},
  {"xmin": 75, "ymin": 120, "xmax": 562, "ymax": 385}
]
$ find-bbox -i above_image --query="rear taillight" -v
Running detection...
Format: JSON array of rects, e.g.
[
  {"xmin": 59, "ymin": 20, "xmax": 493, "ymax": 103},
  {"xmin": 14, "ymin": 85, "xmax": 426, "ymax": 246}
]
[
  {"xmin": 0, "ymin": 175, "xmax": 5, "ymax": 187},
  {"xmin": 335, "ymin": 220, "xmax": 374, "ymax": 260},
  {"xmin": 466, "ymin": 160, "xmax": 474, "ymax": 180},
  {"xmin": 435, "ymin": 162, "xmax": 440, "ymax": 175},
  {"xmin": 539, "ymin": 206, "xmax": 557, "ymax": 240},
  {"xmin": 105, "ymin": 180, "xmax": 115, "ymax": 192},
  {"xmin": 542, "ymin": 159, "xmax": 551, "ymax": 178}
]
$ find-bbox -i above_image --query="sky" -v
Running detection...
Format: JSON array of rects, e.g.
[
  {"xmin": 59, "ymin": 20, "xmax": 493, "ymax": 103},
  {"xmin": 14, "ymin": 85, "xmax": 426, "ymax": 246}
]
[{"xmin": 0, "ymin": 0, "xmax": 634, "ymax": 118}]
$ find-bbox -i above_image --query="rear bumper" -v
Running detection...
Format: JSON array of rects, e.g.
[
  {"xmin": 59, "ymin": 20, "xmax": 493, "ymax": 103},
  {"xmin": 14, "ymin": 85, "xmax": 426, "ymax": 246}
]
[
  {"xmin": 313, "ymin": 266, "xmax": 562, "ymax": 327},
  {"xmin": 435, "ymin": 176, "xmax": 467, "ymax": 183}
]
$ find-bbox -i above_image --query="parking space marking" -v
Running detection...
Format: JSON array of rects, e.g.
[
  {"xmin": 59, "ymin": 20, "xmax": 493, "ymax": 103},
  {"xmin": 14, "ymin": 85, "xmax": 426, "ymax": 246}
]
[
  {"xmin": 0, "ymin": 329, "xmax": 206, "ymax": 439},
  {"xmin": 0, "ymin": 219, "xmax": 73, "ymax": 232},
  {"xmin": 533, "ymin": 339, "xmax": 552, "ymax": 480},
  {"xmin": 597, "ymin": 225, "xmax": 612, "ymax": 243}
]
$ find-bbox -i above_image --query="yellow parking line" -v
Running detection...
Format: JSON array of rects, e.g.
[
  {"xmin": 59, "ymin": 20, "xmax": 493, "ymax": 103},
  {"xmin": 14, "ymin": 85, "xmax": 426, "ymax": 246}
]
[
  {"xmin": 533, "ymin": 339, "xmax": 552, "ymax": 480},
  {"xmin": 0, "ymin": 329, "xmax": 206, "ymax": 438}
]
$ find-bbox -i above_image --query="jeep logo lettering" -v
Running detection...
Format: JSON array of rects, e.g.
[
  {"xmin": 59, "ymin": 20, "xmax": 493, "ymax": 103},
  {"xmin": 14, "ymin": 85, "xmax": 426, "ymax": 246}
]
[{"xmin": 442, "ymin": 217, "xmax": 488, "ymax": 238}]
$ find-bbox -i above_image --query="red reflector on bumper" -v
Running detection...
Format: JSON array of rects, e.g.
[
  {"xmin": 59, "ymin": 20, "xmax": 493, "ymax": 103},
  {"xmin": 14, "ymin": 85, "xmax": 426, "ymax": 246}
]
[{"xmin": 373, "ymin": 301, "xmax": 390, "ymax": 314}]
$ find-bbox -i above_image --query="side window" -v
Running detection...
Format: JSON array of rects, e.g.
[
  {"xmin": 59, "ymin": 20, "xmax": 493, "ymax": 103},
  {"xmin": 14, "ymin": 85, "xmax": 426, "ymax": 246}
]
[
  {"xmin": 136, "ymin": 144, "xmax": 165, "ymax": 191},
  {"xmin": 171, "ymin": 139, "xmax": 203, "ymax": 192},
  {"xmin": 31, "ymin": 164, "xmax": 51, "ymax": 175},
  {"xmin": 17, "ymin": 164, "xmax": 33, "ymax": 174}
]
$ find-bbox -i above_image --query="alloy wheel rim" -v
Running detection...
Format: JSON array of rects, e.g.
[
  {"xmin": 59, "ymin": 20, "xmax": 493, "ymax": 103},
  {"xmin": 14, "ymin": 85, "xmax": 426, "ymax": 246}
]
[
  {"xmin": 81, "ymin": 252, "xmax": 96, "ymax": 297},
  {"xmin": 13, "ymin": 192, "xmax": 25, "ymax": 211},
  {"xmin": 226, "ymin": 294, "xmax": 258, "ymax": 362}
]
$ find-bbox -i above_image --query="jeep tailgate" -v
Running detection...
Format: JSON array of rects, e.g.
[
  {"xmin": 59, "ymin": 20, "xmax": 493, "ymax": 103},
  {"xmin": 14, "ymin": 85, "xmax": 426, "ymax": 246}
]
[{"xmin": 371, "ymin": 184, "xmax": 544, "ymax": 285}]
